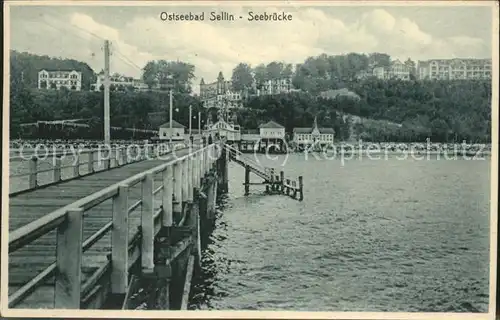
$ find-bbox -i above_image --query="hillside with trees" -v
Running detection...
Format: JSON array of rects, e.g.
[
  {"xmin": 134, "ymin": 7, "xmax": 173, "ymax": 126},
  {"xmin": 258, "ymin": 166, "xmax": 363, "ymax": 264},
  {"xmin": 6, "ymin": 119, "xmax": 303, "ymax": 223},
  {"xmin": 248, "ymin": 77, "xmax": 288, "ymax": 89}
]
[
  {"xmin": 9, "ymin": 52, "xmax": 203, "ymax": 139},
  {"xmin": 10, "ymin": 50, "xmax": 96, "ymax": 90},
  {"xmin": 9, "ymin": 50, "xmax": 492, "ymax": 142},
  {"xmin": 142, "ymin": 60, "xmax": 196, "ymax": 93},
  {"xmin": 230, "ymin": 53, "xmax": 491, "ymax": 143},
  {"xmin": 10, "ymin": 85, "xmax": 203, "ymax": 139}
]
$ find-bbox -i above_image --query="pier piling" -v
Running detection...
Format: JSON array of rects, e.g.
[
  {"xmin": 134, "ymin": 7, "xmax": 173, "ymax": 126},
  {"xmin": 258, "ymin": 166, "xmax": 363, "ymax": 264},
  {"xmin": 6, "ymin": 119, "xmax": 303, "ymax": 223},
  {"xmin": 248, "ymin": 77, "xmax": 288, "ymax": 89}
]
[
  {"xmin": 244, "ymin": 165, "xmax": 250, "ymax": 196},
  {"xmin": 298, "ymin": 176, "xmax": 304, "ymax": 201}
]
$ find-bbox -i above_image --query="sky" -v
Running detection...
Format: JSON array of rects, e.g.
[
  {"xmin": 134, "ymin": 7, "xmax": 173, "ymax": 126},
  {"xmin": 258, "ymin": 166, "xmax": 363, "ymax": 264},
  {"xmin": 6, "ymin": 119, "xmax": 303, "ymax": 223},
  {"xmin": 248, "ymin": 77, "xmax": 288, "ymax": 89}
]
[{"xmin": 8, "ymin": 2, "xmax": 495, "ymax": 94}]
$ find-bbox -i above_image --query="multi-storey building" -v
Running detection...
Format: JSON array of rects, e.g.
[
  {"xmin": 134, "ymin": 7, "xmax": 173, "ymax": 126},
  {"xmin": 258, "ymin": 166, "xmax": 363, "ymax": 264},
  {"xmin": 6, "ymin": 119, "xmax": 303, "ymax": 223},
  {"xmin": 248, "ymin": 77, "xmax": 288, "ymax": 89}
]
[
  {"xmin": 200, "ymin": 72, "xmax": 232, "ymax": 100},
  {"xmin": 355, "ymin": 70, "xmax": 373, "ymax": 80},
  {"xmin": 372, "ymin": 60, "xmax": 410, "ymax": 80},
  {"xmin": 256, "ymin": 77, "xmax": 294, "ymax": 95},
  {"xmin": 200, "ymin": 72, "xmax": 242, "ymax": 109},
  {"xmin": 91, "ymin": 72, "xmax": 149, "ymax": 91},
  {"xmin": 38, "ymin": 69, "xmax": 82, "ymax": 90},
  {"xmin": 417, "ymin": 58, "xmax": 492, "ymax": 80}
]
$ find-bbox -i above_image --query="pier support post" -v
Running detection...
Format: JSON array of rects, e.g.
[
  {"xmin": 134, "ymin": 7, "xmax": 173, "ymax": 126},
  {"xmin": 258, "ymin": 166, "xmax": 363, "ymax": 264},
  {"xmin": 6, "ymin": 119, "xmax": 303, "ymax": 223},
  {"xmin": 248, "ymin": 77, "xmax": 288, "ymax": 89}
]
[
  {"xmin": 244, "ymin": 165, "xmax": 250, "ymax": 196},
  {"xmin": 212, "ymin": 173, "xmax": 218, "ymax": 217},
  {"xmin": 219, "ymin": 146, "xmax": 229, "ymax": 193},
  {"xmin": 192, "ymin": 190, "xmax": 202, "ymax": 268},
  {"xmin": 141, "ymin": 173, "xmax": 155, "ymax": 273},
  {"xmin": 173, "ymin": 162, "xmax": 183, "ymax": 224},
  {"xmin": 298, "ymin": 176, "xmax": 304, "ymax": 201}
]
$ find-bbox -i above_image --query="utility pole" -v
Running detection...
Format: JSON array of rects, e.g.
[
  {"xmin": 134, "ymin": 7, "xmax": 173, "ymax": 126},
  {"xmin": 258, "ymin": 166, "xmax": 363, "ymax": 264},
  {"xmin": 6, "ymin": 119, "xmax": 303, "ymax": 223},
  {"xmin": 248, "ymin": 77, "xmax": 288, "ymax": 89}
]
[
  {"xmin": 189, "ymin": 105, "xmax": 192, "ymax": 136},
  {"xmin": 169, "ymin": 89, "xmax": 173, "ymax": 144},
  {"xmin": 103, "ymin": 40, "xmax": 111, "ymax": 145},
  {"xmin": 198, "ymin": 111, "xmax": 201, "ymax": 137}
]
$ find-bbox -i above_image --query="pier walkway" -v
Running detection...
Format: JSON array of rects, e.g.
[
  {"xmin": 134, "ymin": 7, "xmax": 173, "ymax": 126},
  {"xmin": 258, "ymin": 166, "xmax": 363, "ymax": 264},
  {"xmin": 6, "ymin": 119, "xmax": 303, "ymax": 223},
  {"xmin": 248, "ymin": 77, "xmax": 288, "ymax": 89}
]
[
  {"xmin": 6, "ymin": 142, "xmax": 304, "ymax": 312},
  {"xmin": 8, "ymin": 144, "xmax": 199, "ymax": 308}
]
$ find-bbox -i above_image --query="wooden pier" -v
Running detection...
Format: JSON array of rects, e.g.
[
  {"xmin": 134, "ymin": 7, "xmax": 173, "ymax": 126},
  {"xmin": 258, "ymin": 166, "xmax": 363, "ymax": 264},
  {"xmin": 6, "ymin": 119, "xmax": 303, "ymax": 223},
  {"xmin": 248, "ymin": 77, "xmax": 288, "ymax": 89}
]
[
  {"xmin": 224, "ymin": 144, "xmax": 303, "ymax": 201},
  {"xmin": 6, "ymin": 140, "xmax": 304, "ymax": 310}
]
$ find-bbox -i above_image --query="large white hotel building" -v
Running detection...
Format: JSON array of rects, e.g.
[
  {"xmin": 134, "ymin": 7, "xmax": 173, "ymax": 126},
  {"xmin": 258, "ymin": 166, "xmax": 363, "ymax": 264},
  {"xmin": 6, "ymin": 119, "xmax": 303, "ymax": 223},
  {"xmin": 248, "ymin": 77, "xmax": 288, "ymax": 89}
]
[{"xmin": 417, "ymin": 58, "xmax": 492, "ymax": 80}]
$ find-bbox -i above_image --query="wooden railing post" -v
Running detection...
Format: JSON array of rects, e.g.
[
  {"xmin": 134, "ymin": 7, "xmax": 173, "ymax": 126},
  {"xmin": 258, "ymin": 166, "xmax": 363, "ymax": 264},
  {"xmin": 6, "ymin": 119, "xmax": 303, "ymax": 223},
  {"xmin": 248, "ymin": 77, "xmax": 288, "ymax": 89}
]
[
  {"xmin": 280, "ymin": 171, "xmax": 285, "ymax": 193},
  {"xmin": 115, "ymin": 147, "xmax": 120, "ymax": 166},
  {"xmin": 298, "ymin": 176, "xmax": 304, "ymax": 201},
  {"xmin": 73, "ymin": 154, "xmax": 80, "ymax": 178},
  {"xmin": 244, "ymin": 165, "xmax": 250, "ymax": 196},
  {"xmin": 192, "ymin": 153, "xmax": 198, "ymax": 192},
  {"xmin": 182, "ymin": 158, "xmax": 189, "ymax": 203},
  {"xmin": 121, "ymin": 147, "xmax": 126, "ymax": 165},
  {"xmin": 111, "ymin": 185, "xmax": 129, "ymax": 294},
  {"xmin": 162, "ymin": 166, "xmax": 173, "ymax": 227},
  {"xmin": 197, "ymin": 151, "xmax": 202, "ymax": 188},
  {"xmin": 104, "ymin": 149, "xmax": 110, "ymax": 170},
  {"xmin": 188, "ymin": 155, "xmax": 194, "ymax": 202},
  {"xmin": 173, "ymin": 162, "xmax": 183, "ymax": 223},
  {"xmin": 29, "ymin": 156, "xmax": 37, "ymax": 189},
  {"xmin": 199, "ymin": 150, "xmax": 204, "ymax": 179},
  {"xmin": 87, "ymin": 151, "xmax": 94, "ymax": 174},
  {"xmin": 53, "ymin": 156, "xmax": 62, "ymax": 182},
  {"xmin": 54, "ymin": 208, "xmax": 83, "ymax": 309},
  {"xmin": 141, "ymin": 173, "xmax": 154, "ymax": 273},
  {"xmin": 204, "ymin": 147, "xmax": 209, "ymax": 176}
]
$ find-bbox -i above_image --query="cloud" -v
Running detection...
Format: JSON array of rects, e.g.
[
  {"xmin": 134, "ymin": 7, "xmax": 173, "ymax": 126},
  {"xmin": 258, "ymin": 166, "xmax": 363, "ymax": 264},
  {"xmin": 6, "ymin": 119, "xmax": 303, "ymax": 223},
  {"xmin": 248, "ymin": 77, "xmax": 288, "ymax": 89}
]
[{"xmin": 10, "ymin": 7, "xmax": 491, "ymax": 93}]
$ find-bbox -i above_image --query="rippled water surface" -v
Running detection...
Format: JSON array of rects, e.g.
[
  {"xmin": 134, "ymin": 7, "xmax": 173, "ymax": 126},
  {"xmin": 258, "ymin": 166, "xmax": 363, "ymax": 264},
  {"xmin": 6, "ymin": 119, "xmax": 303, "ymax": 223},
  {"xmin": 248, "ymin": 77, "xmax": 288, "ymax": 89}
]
[{"xmin": 191, "ymin": 154, "xmax": 491, "ymax": 312}]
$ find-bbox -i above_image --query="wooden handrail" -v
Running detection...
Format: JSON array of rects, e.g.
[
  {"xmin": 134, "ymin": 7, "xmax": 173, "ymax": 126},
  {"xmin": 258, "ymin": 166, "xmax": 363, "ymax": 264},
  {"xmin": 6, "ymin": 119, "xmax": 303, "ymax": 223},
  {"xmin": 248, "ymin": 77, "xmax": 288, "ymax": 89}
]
[
  {"xmin": 8, "ymin": 144, "xmax": 207, "ymax": 253},
  {"xmin": 7, "ymin": 142, "xmax": 221, "ymax": 308},
  {"xmin": 9, "ymin": 146, "xmax": 121, "ymax": 162},
  {"xmin": 9, "ymin": 142, "xmax": 192, "ymax": 195},
  {"xmin": 224, "ymin": 143, "xmax": 268, "ymax": 172}
]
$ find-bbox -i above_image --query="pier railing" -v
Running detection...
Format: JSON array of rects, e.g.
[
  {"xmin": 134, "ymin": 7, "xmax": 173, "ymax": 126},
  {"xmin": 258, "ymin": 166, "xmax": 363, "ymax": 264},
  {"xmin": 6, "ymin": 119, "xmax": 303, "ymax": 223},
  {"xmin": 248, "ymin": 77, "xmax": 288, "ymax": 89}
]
[
  {"xmin": 223, "ymin": 143, "xmax": 270, "ymax": 180},
  {"xmin": 8, "ymin": 142, "xmax": 195, "ymax": 195},
  {"xmin": 223, "ymin": 143, "xmax": 304, "ymax": 201},
  {"xmin": 8, "ymin": 143, "xmax": 220, "ymax": 309}
]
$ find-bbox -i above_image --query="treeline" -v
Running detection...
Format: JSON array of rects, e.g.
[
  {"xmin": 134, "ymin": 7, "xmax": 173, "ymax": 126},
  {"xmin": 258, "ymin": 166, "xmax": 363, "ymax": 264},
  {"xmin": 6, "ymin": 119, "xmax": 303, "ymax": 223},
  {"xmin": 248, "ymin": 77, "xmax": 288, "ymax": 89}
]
[
  {"xmin": 10, "ymin": 84, "xmax": 204, "ymax": 139},
  {"xmin": 10, "ymin": 50, "xmax": 96, "ymax": 90},
  {"xmin": 229, "ymin": 52, "xmax": 490, "ymax": 143},
  {"xmin": 237, "ymin": 78, "xmax": 491, "ymax": 143},
  {"xmin": 346, "ymin": 78, "xmax": 491, "ymax": 142},
  {"xmin": 230, "ymin": 52, "xmax": 416, "ymax": 95},
  {"xmin": 10, "ymin": 77, "xmax": 491, "ymax": 142},
  {"xmin": 9, "ymin": 50, "xmax": 492, "ymax": 143}
]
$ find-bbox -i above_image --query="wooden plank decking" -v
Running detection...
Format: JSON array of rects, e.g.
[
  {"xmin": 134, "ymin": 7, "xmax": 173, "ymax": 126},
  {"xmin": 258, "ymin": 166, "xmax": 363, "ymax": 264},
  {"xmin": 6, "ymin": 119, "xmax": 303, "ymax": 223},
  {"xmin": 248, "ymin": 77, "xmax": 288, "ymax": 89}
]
[{"xmin": 8, "ymin": 148, "xmax": 195, "ymax": 309}]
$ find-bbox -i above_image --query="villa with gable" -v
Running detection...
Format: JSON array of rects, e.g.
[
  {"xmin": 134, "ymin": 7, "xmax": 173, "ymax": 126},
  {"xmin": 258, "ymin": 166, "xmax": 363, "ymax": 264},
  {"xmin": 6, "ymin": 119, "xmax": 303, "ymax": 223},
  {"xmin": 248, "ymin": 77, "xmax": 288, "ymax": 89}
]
[
  {"xmin": 293, "ymin": 117, "xmax": 335, "ymax": 146},
  {"xmin": 204, "ymin": 117, "xmax": 241, "ymax": 142}
]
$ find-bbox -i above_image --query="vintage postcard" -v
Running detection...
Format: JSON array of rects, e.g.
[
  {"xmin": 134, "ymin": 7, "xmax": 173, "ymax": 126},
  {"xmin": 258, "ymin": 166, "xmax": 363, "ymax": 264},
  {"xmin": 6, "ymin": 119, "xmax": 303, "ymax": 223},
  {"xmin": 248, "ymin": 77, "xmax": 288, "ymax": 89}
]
[{"xmin": 1, "ymin": 1, "xmax": 498, "ymax": 319}]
